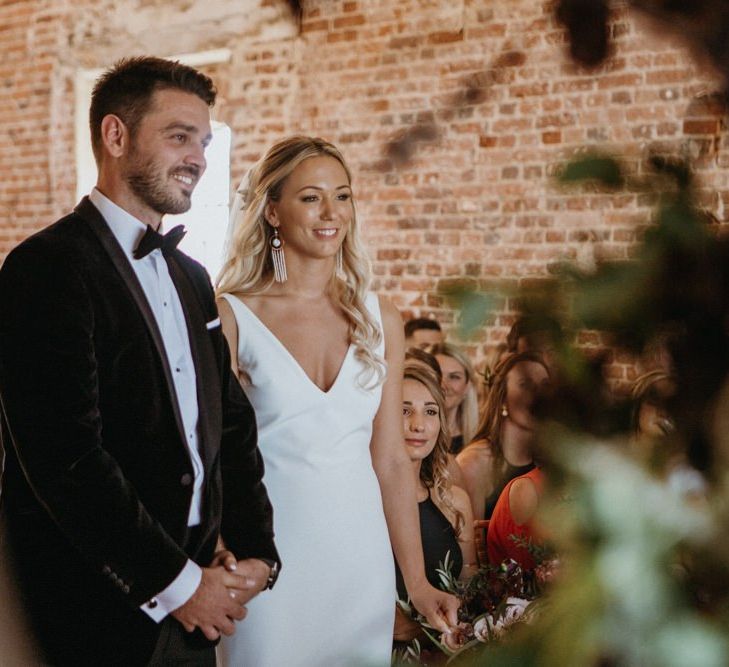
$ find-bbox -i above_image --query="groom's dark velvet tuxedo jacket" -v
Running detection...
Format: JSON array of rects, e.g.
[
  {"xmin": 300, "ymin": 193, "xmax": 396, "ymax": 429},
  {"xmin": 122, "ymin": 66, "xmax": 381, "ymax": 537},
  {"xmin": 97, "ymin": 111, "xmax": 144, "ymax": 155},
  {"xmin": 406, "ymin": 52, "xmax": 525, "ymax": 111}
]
[{"xmin": 0, "ymin": 198, "xmax": 278, "ymax": 665}]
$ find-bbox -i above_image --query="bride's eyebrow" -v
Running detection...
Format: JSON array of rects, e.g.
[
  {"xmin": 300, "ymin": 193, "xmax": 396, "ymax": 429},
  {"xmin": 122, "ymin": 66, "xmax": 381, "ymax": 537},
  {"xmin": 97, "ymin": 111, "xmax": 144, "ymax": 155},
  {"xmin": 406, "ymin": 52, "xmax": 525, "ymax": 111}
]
[{"xmin": 295, "ymin": 184, "xmax": 351, "ymax": 193}]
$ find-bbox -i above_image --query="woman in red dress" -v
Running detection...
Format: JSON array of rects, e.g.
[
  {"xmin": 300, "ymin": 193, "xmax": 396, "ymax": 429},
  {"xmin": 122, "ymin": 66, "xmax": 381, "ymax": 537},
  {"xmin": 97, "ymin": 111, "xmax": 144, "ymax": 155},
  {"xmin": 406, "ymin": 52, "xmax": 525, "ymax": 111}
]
[{"xmin": 487, "ymin": 466, "xmax": 545, "ymax": 570}]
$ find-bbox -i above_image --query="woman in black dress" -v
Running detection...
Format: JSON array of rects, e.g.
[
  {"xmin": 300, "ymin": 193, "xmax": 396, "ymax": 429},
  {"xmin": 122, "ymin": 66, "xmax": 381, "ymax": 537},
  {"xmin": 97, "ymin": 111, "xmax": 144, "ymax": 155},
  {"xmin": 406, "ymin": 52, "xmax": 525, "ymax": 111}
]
[{"xmin": 394, "ymin": 362, "xmax": 477, "ymax": 643}]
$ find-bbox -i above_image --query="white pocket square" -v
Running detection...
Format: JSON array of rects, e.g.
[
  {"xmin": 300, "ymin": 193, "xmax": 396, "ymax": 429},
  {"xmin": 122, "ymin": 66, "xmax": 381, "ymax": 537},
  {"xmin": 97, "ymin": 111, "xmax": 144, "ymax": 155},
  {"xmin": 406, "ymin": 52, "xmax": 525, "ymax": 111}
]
[{"xmin": 206, "ymin": 317, "xmax": 221, "ymax": 330}]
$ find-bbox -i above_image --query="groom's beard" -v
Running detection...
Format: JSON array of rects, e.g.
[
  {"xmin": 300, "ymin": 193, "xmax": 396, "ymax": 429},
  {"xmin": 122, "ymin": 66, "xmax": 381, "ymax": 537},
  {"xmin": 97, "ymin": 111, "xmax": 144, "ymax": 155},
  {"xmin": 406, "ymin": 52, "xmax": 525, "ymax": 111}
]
[{"xmin": 124, "ymin": 147, "xmax": 199, "ymax": 216}]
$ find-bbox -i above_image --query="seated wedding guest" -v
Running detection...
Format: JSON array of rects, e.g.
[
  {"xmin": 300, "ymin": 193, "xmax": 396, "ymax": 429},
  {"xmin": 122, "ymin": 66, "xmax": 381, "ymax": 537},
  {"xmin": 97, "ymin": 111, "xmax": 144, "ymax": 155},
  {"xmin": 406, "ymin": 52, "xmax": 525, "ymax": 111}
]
[
  {"xmin": 487, "ymin": 466, "xmax": 545, "ymax": 570},
  {"xmin": 405, "ymin": 317, "xmax": 443, "ymax": 349},
  {"xmin": 457, "ymin": 352, "xmax": 550, "ymax": 521},
  {"xmin": 406, "ymin": 347, "xmax": 466, "ymax": 488},
  {"xmin": 394, "ymin": 363, "xmax": 478, "ymax": 643},
  {"xmin": 506, "ymin": 314, "xmax": 562, "ymax": 377},
  {"xmin": 630, "ymin": 371, "xmax": 705, "ymax": 499},
  {"xmin": 429, "ymin": 342, "xmax": 479, "ymax": 456}
]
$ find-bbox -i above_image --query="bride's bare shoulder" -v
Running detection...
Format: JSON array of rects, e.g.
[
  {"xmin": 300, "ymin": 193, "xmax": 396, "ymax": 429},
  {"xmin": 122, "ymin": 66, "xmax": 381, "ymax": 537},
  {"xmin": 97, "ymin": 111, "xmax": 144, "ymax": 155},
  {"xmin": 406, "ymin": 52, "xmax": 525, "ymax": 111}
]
[{"xmin": 219, "ymin": 291, "xmax": 269, "ymax": 314}]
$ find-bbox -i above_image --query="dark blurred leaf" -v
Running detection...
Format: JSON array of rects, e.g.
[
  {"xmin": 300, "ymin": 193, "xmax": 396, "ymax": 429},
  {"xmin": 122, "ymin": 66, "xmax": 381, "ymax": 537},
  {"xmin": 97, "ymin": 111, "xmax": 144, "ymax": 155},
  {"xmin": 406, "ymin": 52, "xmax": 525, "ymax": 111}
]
[
  {"xmin": 571, "ymin": 261, "xmax": 652, "ymax": 331},
  {"xmin": 556, "ymin": 0, "xmax": 611, "ymax": 67},
  {"xmin": 385, "ymin": 123, "xmax": 440, "ymax": 168},
  {"xmin": 629, "ymin": 0, "xmax": 729, "ymax": 95},
  {"xmin": 558, "ymin": 155, "xmax": 624, "ymax": 188},
  {"xmin": 651, "ymin": 199, "xmax": 709, "ymax": 251},
  {"xmin": 649, "ymin": 155, "xmax": 692, "ymax": 190}
]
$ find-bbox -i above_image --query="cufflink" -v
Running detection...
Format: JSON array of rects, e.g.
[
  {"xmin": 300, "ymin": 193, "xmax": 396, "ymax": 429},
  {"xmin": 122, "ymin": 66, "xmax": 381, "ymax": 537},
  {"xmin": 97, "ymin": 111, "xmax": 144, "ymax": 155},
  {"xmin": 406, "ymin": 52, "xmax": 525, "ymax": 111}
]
[
  {"xmin": 258, "ymin": 558, "xmax": 279, "ymax": 590},
  {"xmin": 147, "ymin": 598, "xmax": 158, "ymax": 609}
]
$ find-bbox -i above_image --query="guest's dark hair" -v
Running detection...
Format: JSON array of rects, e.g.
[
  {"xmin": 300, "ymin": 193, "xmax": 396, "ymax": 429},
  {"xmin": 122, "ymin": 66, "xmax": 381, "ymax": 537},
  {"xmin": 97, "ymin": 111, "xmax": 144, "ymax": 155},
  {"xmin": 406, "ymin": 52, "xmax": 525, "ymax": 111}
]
[
  {"xmin": 404, "ymin": 317, "xmax": 442, "ymax": 339},
  {"xmin": 89, "ymin": 56, "xmax": 217, "ymax": 164},
  {"xmin": 404, "ymin": 347, "xmax": 443, "ymax": 381},
  {"xmin": 506, "ymin": 314, "xmax": 562, "ymax": 353}
]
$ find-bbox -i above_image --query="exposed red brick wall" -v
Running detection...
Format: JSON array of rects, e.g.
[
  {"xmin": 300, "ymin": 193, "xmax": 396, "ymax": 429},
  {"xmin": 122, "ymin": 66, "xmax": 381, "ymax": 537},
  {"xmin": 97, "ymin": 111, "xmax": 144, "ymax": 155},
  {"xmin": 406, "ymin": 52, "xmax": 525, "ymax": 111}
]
[
  {"xmin": 1, "ymin": 0, "xmax": 725, "ymax": 385},
  {"xmin": 0, "ymin": 0, "xmax": 70, "ymax": 253}
]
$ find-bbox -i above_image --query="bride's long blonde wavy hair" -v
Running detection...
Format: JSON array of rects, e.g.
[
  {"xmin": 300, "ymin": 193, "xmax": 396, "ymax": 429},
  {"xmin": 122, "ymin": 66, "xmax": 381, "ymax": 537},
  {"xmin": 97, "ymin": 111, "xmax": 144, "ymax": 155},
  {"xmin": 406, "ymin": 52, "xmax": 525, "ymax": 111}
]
[{"xmin": 216, "ymin": 135, "xmax": 385, "ymax": 388}]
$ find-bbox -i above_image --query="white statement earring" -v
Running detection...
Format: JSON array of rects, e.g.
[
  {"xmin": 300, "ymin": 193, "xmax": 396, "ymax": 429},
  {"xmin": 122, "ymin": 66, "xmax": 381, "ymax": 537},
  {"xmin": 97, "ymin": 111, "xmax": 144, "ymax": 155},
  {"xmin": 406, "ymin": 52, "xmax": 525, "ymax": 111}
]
[{"xmin": 270, "ymin": 227, "xmax": 287, "ymax": 283}]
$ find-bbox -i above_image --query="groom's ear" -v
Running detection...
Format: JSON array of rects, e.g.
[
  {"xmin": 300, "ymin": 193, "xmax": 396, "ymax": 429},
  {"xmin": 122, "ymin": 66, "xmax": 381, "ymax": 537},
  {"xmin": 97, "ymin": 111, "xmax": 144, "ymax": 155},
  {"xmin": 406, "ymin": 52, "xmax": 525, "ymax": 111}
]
[{"xmin": 100, "ymin": 114, "xmax": 129, "ymax": 159}]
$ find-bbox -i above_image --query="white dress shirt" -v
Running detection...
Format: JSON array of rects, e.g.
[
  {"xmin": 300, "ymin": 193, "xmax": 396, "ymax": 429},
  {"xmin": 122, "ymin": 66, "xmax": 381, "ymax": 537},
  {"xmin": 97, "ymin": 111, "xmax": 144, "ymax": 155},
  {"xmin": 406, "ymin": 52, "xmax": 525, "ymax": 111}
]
[{"xmin": 89, "ymin": 189, "xmax": 203, "ymax": 621}]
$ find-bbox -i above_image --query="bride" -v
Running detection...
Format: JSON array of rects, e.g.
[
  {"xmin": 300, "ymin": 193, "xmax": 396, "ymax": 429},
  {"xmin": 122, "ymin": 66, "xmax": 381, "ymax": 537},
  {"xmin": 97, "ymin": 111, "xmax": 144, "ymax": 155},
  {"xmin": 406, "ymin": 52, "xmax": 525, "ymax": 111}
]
[{"xmin": 215, "ymin": 136, "xmax": 458, "ymax": 666}]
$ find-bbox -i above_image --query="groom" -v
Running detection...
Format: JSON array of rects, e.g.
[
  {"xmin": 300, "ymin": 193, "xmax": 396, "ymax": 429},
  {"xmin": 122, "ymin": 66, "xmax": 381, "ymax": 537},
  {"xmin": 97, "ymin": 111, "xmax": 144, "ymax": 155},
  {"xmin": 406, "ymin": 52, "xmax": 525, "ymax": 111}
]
[{"xmin": 0, "ymin": 57, "xmax": 279, "ymax": 665}]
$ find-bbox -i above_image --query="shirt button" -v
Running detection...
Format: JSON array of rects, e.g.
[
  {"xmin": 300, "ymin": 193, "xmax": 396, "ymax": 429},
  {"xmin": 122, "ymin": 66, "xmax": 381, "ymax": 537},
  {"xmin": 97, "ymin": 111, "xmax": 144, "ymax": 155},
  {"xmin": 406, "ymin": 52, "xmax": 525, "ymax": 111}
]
[
  {"xmin": 180, "ymin": 473, "xmax": 193, "ymax": 487},
  {"xmin": 175, "ymin": 367, "xmax": 180, "ymax": 373},
  {"xmin": 163, "ymin": 301, "xmax": 168, "ymax": 307},
  {"xmin": 147, "ymin": 598, "xmax": 158, "ymax": 609}
]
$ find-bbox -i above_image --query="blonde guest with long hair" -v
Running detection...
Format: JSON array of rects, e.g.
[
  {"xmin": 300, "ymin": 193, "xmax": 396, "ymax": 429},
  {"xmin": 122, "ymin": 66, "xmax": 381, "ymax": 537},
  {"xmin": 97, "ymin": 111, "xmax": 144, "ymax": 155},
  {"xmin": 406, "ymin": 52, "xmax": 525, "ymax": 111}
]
[
  {"xmin": 429, "ymin": 342, "xmax": 479, "ymax": 455},
  {"xmin": 215, "ymin": 136, "xmax": 458, "ymax": 667}
]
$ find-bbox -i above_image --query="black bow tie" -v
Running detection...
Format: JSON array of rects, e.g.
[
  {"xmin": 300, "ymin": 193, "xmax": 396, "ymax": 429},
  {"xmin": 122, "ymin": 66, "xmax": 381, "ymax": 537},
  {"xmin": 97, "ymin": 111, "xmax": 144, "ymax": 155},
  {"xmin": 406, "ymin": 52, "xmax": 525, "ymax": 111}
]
[{"xmin": 133, "ymin": 224, "xmax": 187, "ymax": 260}]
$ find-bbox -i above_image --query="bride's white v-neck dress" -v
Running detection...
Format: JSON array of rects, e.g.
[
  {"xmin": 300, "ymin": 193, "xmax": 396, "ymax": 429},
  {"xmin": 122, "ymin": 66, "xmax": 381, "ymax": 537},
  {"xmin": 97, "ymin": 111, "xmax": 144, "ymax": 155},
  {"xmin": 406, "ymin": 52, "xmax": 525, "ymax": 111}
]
[{"xmin": 219, "ymin": 292, "xmax": 395, "ymax": 667}]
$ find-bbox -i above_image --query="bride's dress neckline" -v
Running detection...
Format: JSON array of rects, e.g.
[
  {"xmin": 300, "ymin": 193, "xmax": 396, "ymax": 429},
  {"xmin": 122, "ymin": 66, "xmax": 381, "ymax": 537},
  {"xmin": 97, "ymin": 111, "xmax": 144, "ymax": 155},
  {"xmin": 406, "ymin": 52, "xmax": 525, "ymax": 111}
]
[{"xmin": 226, "ymin": 293, "xmax": 352, "ymax": 395}]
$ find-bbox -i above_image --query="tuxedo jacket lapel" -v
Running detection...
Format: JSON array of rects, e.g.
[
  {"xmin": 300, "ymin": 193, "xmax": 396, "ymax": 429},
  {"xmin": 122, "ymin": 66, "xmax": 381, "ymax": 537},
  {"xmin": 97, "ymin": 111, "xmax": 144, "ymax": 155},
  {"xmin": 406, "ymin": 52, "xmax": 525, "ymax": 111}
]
[{"xmin": 74, "ymin": 197, "xmax": 189, "ymax": 449}]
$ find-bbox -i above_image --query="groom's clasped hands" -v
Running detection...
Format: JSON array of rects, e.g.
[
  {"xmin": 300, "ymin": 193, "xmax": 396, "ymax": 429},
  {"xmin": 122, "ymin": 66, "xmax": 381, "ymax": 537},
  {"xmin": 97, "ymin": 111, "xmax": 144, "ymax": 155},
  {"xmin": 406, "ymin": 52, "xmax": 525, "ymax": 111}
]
[{"xmin": 171, "ymin": 549, "xmax": 271, "ymax": 641}]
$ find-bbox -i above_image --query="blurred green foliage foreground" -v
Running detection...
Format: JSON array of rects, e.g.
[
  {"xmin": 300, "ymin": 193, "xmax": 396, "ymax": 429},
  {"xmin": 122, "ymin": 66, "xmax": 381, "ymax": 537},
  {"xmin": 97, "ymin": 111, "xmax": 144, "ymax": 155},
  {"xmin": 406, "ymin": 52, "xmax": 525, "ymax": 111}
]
[{"xmin": 446, "ymin": 154, "xmax": 729, "ymax": 666}]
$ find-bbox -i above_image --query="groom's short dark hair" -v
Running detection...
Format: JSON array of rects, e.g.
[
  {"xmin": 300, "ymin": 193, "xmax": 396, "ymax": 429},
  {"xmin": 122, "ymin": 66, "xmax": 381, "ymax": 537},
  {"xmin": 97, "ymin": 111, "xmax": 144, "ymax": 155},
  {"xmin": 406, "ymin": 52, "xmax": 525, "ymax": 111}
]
[{"xmin": 89, "ymin": 56, "xmax": 217, "ymax": 164}]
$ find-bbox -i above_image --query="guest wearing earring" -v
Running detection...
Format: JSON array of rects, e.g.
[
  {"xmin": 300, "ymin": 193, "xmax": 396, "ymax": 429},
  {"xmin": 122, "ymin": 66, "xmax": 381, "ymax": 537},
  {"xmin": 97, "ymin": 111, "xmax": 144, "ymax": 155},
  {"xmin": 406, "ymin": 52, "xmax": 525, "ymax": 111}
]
[
  {"xmin": 215, "ymin": 136, "xmax": 458, "ymax": 666},
  {"xmin": 457, "ymin": 352, "xmax": 550, "ymax": 522},
  {"xmin": 394, "ymin": 362, "xmax": 477, "ymax": 644}
]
